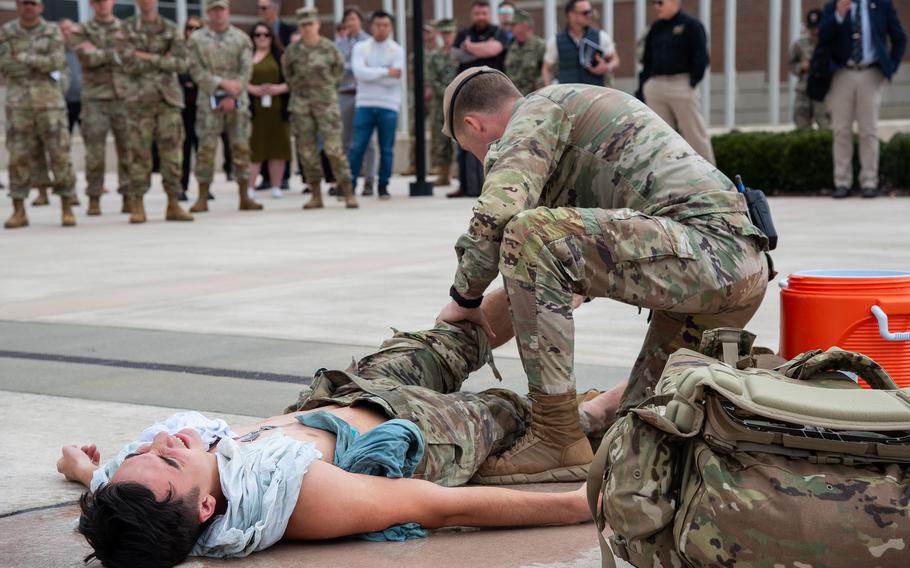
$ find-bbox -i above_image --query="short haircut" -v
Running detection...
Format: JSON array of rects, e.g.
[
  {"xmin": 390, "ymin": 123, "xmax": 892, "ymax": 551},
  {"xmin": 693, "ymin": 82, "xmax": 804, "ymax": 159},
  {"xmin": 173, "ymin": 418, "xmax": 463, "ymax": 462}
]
[
  {"xmin": 343, "ymin": 5, "xmax": 363, "ymax": 22},
  {"xmin": 370, "ymin": 9, "xmax": 394, "ymax": 24},
  {"xmin": 472, "ymin": 1, "xmax": 491, "ymax": 9},
  {"xmin": 452, "ymin": 72, "xmax": 521, "ymax": 139},
  {"xmin": 78, "ymin": 483, "xmax": 207, "ymax": 568},
  {"xmin": 564, "ymin": 0, "xmax": 588, "ymax": 14}
]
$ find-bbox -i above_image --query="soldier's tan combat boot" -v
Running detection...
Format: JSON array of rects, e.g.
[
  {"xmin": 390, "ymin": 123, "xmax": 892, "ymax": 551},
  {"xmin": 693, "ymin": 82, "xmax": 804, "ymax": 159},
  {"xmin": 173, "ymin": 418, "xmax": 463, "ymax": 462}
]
[
  {"xmin": 32, "ymin": 188, "xmax": 49, "ymax": 206},
  {"xmin": 4, "ymin": 198, "xmax": 28, "ymax": 229},
  {"xmin": 70, "ymin": 193, "xmax": 81, "ymax": 207},
  {"xmin": 433, "ymin": 171, "xmax": 451, "ymax": 187},
  {"xmin": 165, "ymin": 194, "xmax": 194, "ymax": 222},
  {"xmin": 129, "ymin": 195, "xmax": 147, "ymax": 224},
  {"xmin": 87, "ymin": 196, "xmax": 102, "ymax": 216},
  {"xmin": 238, "ymin": 182, "xmax": 263, "ymax": 211},
  {"xmin": 61, "ymin": 196, "xmax": 77, "ymax": 227},
  {"xmin": 339, "ymin": 180, "xmax": 359, "ymax": 209},
  {"xmin": 121, "ymin": 193, "xmax": 132, "ymax": 214},
  {"xmin": 472, "ymin": 386, "xmax": 594, "ymax": 484},
  {"xmin": 303, "ymin": 182, "xmax": 324, "ymax": 209},
  {"xmin": 190, "ymin": 183, "xmax": 209, "ymax": 213}
]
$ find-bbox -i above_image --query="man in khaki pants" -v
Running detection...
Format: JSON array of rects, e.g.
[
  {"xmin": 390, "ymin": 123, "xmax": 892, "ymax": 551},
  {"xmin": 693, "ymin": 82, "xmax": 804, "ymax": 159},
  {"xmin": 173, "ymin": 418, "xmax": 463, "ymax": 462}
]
[
  {"xmin": 820, "ymin": 0, "xmax": 906, "ymax": 199},
  {"xmin": 640, "ymin": 0, "xmax": 714, "ymax": 165}
]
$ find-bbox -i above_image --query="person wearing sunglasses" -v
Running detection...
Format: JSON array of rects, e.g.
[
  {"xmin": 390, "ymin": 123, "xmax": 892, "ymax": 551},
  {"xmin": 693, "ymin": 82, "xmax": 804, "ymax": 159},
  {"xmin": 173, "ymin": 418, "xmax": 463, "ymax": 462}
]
[
  {"xmin": 71, "ymin": 0, "xmax": 132, "ymax": 217},
  {"xmin": 542, "ymin": 0, "xmax": 619, "ymax": 88},
  {"xmin": 0, "ymin": 0, "xmax": 78, "ymax": 229},
  {"xmin": 640, "ymin": 0, "xmax": 715, "ymax": 165}
]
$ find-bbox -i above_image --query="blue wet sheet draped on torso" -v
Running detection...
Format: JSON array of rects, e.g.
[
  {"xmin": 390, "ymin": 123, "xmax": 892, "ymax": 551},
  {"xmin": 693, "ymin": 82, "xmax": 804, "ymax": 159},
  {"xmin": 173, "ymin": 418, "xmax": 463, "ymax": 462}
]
[{"xmin": 297, "ymin": 411, "xmax": 428, "ymax": 541}]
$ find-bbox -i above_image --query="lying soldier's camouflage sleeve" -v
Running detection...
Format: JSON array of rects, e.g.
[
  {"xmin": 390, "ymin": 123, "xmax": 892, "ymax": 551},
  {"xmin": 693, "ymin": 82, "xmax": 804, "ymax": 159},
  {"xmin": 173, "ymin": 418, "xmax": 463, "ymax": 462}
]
[{"xmin": 452, "ymin": 94, "xmax": 571, "ymax": 299}]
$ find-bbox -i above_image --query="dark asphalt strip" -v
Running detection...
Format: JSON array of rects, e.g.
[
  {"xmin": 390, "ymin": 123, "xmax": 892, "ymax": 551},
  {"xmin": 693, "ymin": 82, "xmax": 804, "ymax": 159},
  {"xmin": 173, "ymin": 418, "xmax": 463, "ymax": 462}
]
[{"xmin": 0, "ymin": 350, "xmax": 312, "ymax": 385}]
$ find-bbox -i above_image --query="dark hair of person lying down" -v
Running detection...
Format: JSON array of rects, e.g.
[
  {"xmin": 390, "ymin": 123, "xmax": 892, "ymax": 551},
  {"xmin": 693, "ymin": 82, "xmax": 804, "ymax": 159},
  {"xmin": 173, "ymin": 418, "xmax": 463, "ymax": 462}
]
[{"xmin": 78, "ymin": 483, "xmax": 209, "ymax": 568}]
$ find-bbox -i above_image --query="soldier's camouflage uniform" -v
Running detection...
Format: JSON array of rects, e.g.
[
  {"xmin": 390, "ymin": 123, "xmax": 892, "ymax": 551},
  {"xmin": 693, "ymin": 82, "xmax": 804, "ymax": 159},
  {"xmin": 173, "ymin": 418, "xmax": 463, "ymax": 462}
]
[
  {"xmin": 789, "ymin": 33, "xmax": 830, "ymax": 130},
  {"xmin": 72, "ymin": 18, "xmax": 132, "ymax": 197},
  {"xmin": 286, "ymin": 320, "xmax": 531, "ymax": 486},
  {"xmin": 453, "ymin": 85, "xmax": 771, "ymax": 408},
  {"xmin": 122, "ymin": 14, "xmax": 186, "ymax": 197},
  {"xmin": 426, "ymin": 46, "xmax": 456, "ymax": 173},
  {"xmin": 188, "ymin": 25, "xmax": 252, "ymax": 187},
  {"xmin": 281, "ymin": 37, "xmax": 353, "ymax": 190},
  {"xmin": 504, "ymin": 35, "xmax": 546, "ymax": 96},
  {"xmin": 0, "ymin": 18, "xmax": 75, "ymax": 199}
]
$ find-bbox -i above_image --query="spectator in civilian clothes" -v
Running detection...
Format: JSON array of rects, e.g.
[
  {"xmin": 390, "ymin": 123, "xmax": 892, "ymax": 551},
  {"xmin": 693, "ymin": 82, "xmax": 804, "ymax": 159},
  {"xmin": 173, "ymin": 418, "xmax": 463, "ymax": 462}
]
[
  {"xmin": 247, "ymin": 22, "xmax": 291, "ymax": 200},
  {"xmin": 542, "ymin": 0, "xmax": 619, "ymax": 88},
  {"xmin": 179, "ymin": 16, "xmax": 203, "ymax": 201}
]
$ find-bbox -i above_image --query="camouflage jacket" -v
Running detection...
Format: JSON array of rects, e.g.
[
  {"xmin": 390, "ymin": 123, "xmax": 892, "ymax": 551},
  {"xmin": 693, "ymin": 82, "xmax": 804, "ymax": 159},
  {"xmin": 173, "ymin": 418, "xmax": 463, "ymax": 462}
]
[
  {"xmin": 281, "ymin": 37, "xmax": 343, "ymax": 112},
  {"xmin": 453, "ymin": 85, "xmax": 767, "ymax": 298},
  {"xmin": 504, "ymin": 36, "xmax": 545, "ymax": 96},
  {"xmin": 426, "ymin": 46, "xmax": 456, "ymax": 102},
  {"xmin": 188, "ymin": 25, "xmax": 253, "ymax": 112},
  {"xmin": 121, "ymin": 15, "xmax": 186, "ymax": 108},
  {"xmin": 71, "ymin": 17, "xmax": 130, "ymax": 101},
  {"xmin": 788, "ymin": 33, "xmax": 816, "ymax": 93},
  {"xmin": 0, "ymin": 18, "xmax": 66, "ymax": 109}
]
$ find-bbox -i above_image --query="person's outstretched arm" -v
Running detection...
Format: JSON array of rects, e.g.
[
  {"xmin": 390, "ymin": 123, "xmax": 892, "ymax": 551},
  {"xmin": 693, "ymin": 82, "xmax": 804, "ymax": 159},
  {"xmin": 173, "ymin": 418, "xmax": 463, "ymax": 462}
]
[
  {"xmin": 284, "ymin": 460, "xmax": 589, "ymax": 541},
  {"xmin": 57, "ymin": 444, "xmax": 101, "ymax": 488}
]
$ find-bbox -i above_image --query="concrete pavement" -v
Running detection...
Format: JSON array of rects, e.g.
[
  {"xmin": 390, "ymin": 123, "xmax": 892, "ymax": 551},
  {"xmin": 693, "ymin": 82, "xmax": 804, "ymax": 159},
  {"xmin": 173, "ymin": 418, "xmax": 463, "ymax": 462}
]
[{"xmin": 1, "ymin": 174, "xmax": 908, "ymax": 567}]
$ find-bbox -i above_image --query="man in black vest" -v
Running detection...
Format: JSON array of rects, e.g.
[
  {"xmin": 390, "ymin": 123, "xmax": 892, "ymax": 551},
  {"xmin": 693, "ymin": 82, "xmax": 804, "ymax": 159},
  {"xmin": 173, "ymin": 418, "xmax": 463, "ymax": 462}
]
[
  {"xmin": 542, "ymin": 0, "xmax": 619, "ymax": 87},
  {"xmin": 640, "ymin": 0, "xmax": 714, "ymax": 164}
]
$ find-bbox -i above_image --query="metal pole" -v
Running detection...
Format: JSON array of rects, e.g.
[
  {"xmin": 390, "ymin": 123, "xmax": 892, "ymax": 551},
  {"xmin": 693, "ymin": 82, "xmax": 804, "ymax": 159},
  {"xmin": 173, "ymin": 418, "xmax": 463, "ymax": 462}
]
[
  {"xmin": 410, "ymin": 0, "xmax": 432, "ymax": 196},
  {"xmin": 699, "ymin": 0, "xmax": 711, "ymax": 126},
  {"xmin": 175, "ymin": 0, "xmax": 188, "ymax": 28},
  {"xmin": 788, "ymin": 0, "xmax": 802, "ymax": 123},
  {"xmin": 305, "ymin": 0, "xmax": 315, "ymax": 9},
  {"xmin": 395, "ymin": 0, "xmax": 409, "ymax": 136},
  {"xmin": 768, "ymin": 0, "xmax": 781, "ymax": 124},
  {"xmin": 445, "ymin": 0, "xmax": 453, "ymax": 19},
  {"xmin": 334, "ymin": 0, "xmax": 344, "ymax": 25},
  {"xmin": 544, "ymin": 0, "xmax": 557, "ymax": 41},
  {"xmin": 77, "ymin": 0, "xmax": 91, "ymax": 22},
  {"xmin": 384, "ymin": 0, "xmax": 393, "ymax": 14},
  {"xmin": 490, "ymin": 0, "xmax": 500, "ymax": 24},
  {"xmin": 635, "ymin": 0, "xmax": 646, "ymax": 40},
  {"xmin": 724, "ymin": 0, "xmax": 736, "ymax": 129},
  {"xmin": 603, "ymin": 0, "xmax": 613, "ymax": 38},
  {"xmin": 435, "ymin": 0, "xmax": 444, "ymax": 20}
]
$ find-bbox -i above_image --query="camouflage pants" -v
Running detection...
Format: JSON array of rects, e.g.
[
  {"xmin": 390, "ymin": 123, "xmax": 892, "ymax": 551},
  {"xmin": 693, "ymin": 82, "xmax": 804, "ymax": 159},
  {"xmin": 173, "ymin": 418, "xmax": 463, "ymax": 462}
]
[
  {"xmin": 286, "ymin": 321, "xmax": 530, "ymax": 487},
  {"xmin": 291, "ymin": 102, "xmax": 352, "ymax": 188},
  {"xmin": 195, "ymin": 106, "xmax": 250, "ymax": 186},
  {"xmin": 429, "ymin": 97, "xmax": 453, "ymax": 170},
  {"xmin": 81, "ymin": 98, "xmax": 131, "ymax": 196},
  {"xmin": 793, "ymin": 91, "xmax": 830, "ymax": 130},
  {"xmin": 30, "ymin": 148, "xmax": 52, "ymax": 190},
  {"xmin": 5, "ymin": 107, "xmax": 75, "ymax": 199},
  {"xmin": 499, "ymin": 207, "xmax": 769, "ymax": 407},
  {"xmin": 128, "ymin": 100, "xmax": 184, "ymax": 196}
]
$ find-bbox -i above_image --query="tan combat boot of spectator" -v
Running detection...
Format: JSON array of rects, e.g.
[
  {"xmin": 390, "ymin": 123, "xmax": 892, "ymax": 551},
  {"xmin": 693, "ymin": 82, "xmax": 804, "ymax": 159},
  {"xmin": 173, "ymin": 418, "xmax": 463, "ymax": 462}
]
[
  {"xmin": 61, "ymin": 196, "xmax": 77, "ymax": 227},
  {"xmin": 4, "ymin": 198, "xmax": 28, "ymax": 229},
  {"xmin": 129, "ymin": 195, "xmax": 147, "ymax": 224},
  {"xmin": 472, "ymin": 386, "xmax": 593, "ymax": 484},
  {"xmin": 121, "ymin": 193, "xmax": 132, "ymax": 214},
  {"xmin": 433, "ymin": 170, "xmax": 451, "ymax": 187},
  {"xmin": 165, "ymin": 194, "xmax": 194, "ymax": 222},
  {"xmin": 238, "ymin": 183, "xmax": 263, "ymax": 211},
  {"xmin": 303, "ymin": 182, "xmax": 324, "ymax": 210},
  {"xmin": 32, "ymin": 188, "xmax": 49, "ymax": 206},
  {"xmin": 339, "ymin": 180, "xmax": 359, "ymax": 209},
  {"xmin": 190, "ymin": 183, "xmax": 209, "ymax": 213},
  {"xmin": 70, "ymin": 193, "xmax": 81, "ymax": 207},
  {"xmin": 87, "ymin": 196, "xmax": 102, "ymax": 216}
]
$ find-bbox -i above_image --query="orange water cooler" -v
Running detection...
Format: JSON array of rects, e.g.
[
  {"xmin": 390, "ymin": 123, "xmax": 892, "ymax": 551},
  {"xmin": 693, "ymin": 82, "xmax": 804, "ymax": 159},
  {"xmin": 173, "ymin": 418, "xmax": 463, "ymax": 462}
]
[{"xmin": 780, "ymin": 270, "xmax": 910, "ymax": 388}]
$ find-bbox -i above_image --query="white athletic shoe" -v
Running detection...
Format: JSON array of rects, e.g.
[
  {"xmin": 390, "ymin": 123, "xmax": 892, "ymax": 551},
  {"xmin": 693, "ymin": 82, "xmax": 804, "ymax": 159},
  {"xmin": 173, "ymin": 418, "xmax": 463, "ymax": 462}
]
[
  {"xmin": 246, "ymin": 188, "xmax": 257, "ymax": 201},
  {"xmin": 270, "ymin": 187, "xmax": 282, "ymax": 199}
]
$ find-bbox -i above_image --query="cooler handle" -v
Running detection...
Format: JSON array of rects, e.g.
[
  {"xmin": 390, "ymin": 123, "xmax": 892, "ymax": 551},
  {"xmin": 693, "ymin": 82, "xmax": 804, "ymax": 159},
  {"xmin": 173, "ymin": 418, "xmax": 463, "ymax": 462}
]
[{"xmin": 871, "ymin": 305, "xmax": 910, "ymax": 341}]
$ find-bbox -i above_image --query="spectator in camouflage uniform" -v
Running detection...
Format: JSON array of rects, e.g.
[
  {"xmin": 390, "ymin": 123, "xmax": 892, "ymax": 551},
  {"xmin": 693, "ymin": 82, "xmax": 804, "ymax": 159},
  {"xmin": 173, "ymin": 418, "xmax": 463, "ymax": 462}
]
[
  {"xmin": 188, "ymin": 0, "xmax": 263, "ymax": 213},
  {"xmin": 0, "ymin": 0, "xmax": 77, "ymax": 229},
  {"xmin": 504, "ymin": 10, "xmax": 545, "ymax": 96},
  {"xmin": 120, "ymin": 0, "xmax": 194, "ymax": 224},
  {"xmin": 437, "ymin": 69, "xmax": 770, "ymax": 485},
  {"xmin": 71, "ymin": 0, "xmax": 133, "ymax": 216},
  {"xmin": 403, "ymin": 21, "xmax": 440, "ymax": 177},
  {"xmin": 426, "ymin": 19, "xmax": 458, "ymax": 187},
  {"xmin": 282, "ymin": 7, "xmax": 358, "ymax": 210},
  {"xmin": 789, "ymin": 9, "xmax": 830, "ymax": 130}
]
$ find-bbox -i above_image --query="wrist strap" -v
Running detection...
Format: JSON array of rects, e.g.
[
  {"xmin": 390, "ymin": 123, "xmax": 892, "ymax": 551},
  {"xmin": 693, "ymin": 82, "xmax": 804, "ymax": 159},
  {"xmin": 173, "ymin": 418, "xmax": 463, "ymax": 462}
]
[{"xmin": 450, "ymin": 286, "xmax": 483, "ymax": 309}]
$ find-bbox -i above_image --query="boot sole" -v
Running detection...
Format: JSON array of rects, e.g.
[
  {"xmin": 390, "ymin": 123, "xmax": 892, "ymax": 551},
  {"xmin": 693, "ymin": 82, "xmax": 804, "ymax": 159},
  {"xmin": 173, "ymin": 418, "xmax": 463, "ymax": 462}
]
[
  {"xmin": 470, "ymin": 463, "xmax": 590, "ymax": 485},
  {"xmin": 4, "ymin": 221, "xmax": 28, "ymax": 229}
]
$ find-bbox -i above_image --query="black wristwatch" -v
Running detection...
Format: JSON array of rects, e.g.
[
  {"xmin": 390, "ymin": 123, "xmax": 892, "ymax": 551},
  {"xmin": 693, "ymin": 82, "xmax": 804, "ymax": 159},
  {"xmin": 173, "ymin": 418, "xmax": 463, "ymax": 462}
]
[{"xmin": 450, "ymin": 286, "xmax": 483, "ymax": 309}]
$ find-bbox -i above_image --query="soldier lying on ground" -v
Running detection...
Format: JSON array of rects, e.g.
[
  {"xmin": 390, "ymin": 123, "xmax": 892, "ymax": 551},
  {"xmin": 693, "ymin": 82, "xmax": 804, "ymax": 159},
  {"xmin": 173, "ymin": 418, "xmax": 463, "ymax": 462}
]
[{"xmin": 56, "ymin": 288, "xmax": 622, "ymax": 567}]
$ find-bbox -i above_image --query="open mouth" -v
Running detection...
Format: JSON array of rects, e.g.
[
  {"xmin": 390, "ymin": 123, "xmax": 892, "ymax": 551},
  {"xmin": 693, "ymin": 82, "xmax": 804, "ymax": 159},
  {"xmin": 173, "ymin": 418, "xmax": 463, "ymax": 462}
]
[{"xmin": 174, "ymin": 433, "xmax": 190, "ymax": 449}]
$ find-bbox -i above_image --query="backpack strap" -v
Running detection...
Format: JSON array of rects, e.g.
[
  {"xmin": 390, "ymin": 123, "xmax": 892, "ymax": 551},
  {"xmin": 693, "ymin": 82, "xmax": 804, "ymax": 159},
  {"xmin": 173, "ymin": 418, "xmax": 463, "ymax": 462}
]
[
  {"xmin": 777, "ymin": 348, "xmax": 898, "ymax": 390},
  {"xmin": 587, "ymin": 429, "xmax": 617, "ymax": 568}
]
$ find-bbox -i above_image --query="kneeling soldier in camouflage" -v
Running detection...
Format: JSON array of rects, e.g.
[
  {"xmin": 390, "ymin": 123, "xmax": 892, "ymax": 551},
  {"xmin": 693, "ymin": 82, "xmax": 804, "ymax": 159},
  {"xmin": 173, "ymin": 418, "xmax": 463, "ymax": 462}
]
[
  {"xmin": 1, "ymin": 0, "xmax": 77, "ymax": 229},
  {"xmin": 436, "ymin": 68, "xmax": 771, "ymax": 484}
]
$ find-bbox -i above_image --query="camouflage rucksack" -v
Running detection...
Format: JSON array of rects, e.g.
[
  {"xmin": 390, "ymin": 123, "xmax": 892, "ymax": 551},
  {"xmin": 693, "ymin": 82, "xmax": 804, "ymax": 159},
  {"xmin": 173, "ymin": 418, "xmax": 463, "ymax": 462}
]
[{"xmin": 588, "ymin": 328, "xmax": 910, "ymax": 568}]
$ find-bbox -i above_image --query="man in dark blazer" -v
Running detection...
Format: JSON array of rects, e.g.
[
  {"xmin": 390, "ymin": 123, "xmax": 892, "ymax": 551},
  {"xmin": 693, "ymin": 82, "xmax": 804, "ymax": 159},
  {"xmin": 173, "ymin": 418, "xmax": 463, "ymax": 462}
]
[
  {"xmin": 258, "ymin": 0, "xmax": 295, "ymax": 47},
  {"xmin": 820, "ymin": 0, "xmax": 906, "ymax": 198}
]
